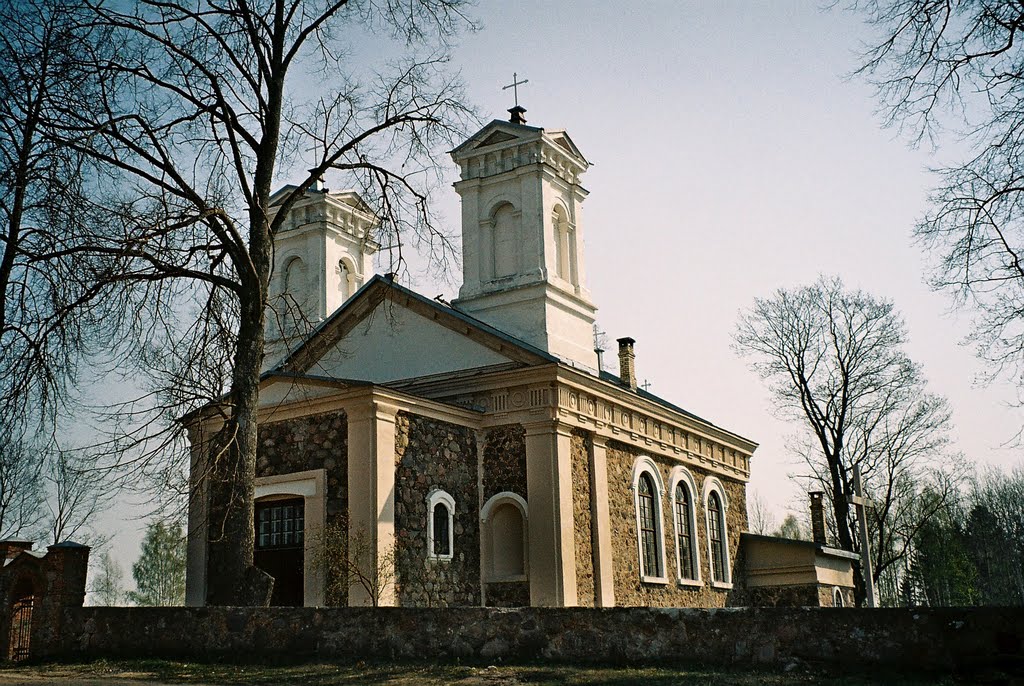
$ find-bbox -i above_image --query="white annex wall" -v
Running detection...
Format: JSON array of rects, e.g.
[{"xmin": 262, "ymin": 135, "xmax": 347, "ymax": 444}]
[{"xmin": 308, "ymin": 302, "xmax": 515, "ymax": 382}]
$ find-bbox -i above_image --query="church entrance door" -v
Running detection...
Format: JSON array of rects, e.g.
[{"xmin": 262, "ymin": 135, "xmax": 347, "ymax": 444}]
[{"xmin": 254, "ymin": 498, "xmax": 305, "ymax": 606}]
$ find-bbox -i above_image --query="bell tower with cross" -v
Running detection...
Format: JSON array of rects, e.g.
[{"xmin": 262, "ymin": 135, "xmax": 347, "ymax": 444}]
[{"xmin": 449, "ymin": 77, "xmax": 599, "ymax": 370}]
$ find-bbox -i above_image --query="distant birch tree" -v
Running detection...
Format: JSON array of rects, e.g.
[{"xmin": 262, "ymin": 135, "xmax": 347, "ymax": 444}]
[{"xmin": 128, "ymin": 520, "xmax": 186, "ymax": 607}]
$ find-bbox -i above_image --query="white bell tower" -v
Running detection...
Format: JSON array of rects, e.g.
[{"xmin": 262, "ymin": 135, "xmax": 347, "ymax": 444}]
[
  {"xmin": 450, "ymin": 108, "xmax": 598, "ymax": 370},
  {"xmin": 263, "ymin": 184, "xmax": 379, "ymax": 371}
]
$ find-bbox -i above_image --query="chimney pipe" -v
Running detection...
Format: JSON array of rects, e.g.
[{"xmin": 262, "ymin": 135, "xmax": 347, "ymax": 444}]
[
  {"xmin": 809, "ymin": 492, "xmax": 827, "ymax": 545},
  {"xmin": 617, "ymin": 337, "xmax": 637, "ymax": 390}
]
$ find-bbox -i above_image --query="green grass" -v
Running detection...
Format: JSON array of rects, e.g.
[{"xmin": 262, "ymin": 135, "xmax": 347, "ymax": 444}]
[{"xmin": 0, "ymin": 658, "xmax": 982, "ymax": 685}]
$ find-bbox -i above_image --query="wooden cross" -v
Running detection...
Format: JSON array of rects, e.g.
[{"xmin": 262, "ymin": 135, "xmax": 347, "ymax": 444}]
[
  {"xmin": 847, "ymin": 465, "xmax": 879, "ymax": 608},
  {"xmin": 502, "ymin": 72, "xmax": 529, "ymax": 107}
]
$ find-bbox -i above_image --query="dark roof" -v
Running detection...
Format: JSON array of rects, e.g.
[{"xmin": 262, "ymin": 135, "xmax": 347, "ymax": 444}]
[
  {"xmin": 740, "ymin": 532, "xmax": 861, "ymax": 561},
  {"xmin": 598, "ymin": 370, "xmax": 725, "ymax": 435},
  {"xmin": 273, "ymin": 275, "xmax": 752, "ymax": 443}
]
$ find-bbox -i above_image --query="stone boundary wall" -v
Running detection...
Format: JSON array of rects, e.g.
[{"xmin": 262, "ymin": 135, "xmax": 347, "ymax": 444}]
[{"xmin": 44, "ymin": 606, "xmax": 1022, "ymax": 672}]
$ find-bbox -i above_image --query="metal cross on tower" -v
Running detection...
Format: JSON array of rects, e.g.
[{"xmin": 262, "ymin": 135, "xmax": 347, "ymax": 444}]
[
  {"xmin": 502, "ymin": 72, "xmax": 529, "ymax": 107},
  {"xmin": 848, "ymin": 465, "xmax": 879, "ymax": 608}
]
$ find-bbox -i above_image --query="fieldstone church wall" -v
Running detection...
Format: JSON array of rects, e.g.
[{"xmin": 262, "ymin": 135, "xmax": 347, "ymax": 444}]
[
  {"xmin": 570, "ymin": 429, "xmax": 595, "ymax": 607},
  {"xmin": 481, "ymin": 424, "xmax": 527, "ymax": 501},
  {"xmin": 48, "ymin": 606, "xmax": 1023, "ymax": 672},
  {"xmin": 256, "ymin": 410, "xmax": 348, "ymax": 605},
  {"xmin": 606, "ymin": 441, "xmax": 746, "ymax": 607},
  {"xmin": 394, "ymin": 412, "xmax": 480, "ymax": 607}
]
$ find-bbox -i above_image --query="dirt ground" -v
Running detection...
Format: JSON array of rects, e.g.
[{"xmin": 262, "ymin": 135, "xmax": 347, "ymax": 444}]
[{"xmin": 0, "ymin": 659, "xmax": 993, "ymax": 686}]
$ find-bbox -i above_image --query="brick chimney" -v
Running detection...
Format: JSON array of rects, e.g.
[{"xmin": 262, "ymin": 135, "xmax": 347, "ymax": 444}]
[
  {"xmin": 617, "ymin": 337, "xmax": 637, "ymax": 390},
  {"xmin": 809, "ymin": 492, "xmax": 827, "ymax": 545}
]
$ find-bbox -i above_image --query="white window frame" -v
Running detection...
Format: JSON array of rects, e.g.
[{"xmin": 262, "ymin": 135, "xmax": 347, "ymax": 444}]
[
  {"xmin": 426, "ymin": 488, "xmax": 455, "ymax": 562},
  {"xmin": 702, "ymin": 476, "xmax": 733, "ymax": 589},
  {"xmin": 631, "ymin": 456, "xmax": 668, "ymax": 584},
  {"xmin": 668, "ymin": 466, "xmax": 702, "ymax": 586}
]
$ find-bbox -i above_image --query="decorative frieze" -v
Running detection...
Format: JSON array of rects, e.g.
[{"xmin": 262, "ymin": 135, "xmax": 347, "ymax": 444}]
[{"xmin": 472, "ymin": 381, "xmax": 751, "ymax": 480}]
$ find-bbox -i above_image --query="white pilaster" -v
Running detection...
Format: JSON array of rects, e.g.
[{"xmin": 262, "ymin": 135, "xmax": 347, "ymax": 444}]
[
  {"xmin": 589, "ymin": 434, "xmax": 616, "ymax": 607},
  {"xmin": 345, "ymin": 400, "xmax": 399, "ymax": 606},
  {"xmin": 523, "ymin": 419, "xmax": 577, "ymax": 606}
]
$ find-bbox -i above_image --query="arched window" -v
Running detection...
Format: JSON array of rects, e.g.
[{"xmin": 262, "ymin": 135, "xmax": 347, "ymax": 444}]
[
  {"xmin": 703, "ymin": 477, "xmax": 732, "ymax": 587},
  {"xmin": 638, "ymin": 474, "xmax": 660, "ymax": 577},
  {"xmin": 338, "ymin": 259, "xmax": 351, "ymax": 301},
  {"xmin": 669, "ymin": 466, "xmax": 701, "ymax": 584},
  {"xmin": 426, "ymin": 488, "xmax": 455, "ymax": 561},
  {"xmin": 492, "ymin": 203, "xmax": 518, "ymax": 278},
  {"xmin": 674, "ymin": 486, "xmax": 695, "ymax": 580},
  {"xmin": 283, "ymin": 256, "xmax": 305, "ymax": 296},
  {"xmin": 632, "ymin": 457, "xmax": 667, "ymax": 583},
  {"xmin": 551, "ymin": 204, "xmax": 577, "ymax": 285},
  {"xmin": 833, "ymin": 586, "xmax": 845, "ymax": 608},
  {"xmin": 708, "ymin": 492, "xmax": 726, "ymax": 582}
]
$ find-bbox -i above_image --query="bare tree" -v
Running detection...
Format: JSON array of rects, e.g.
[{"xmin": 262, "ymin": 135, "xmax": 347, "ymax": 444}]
[
  {"xmin": 43, "ymin": 448, "xmax": 114, "ymax": 546},
  {"xmin": 746, "ymin": 490, "xmax": 777, "ymax": 535},
  {"xmin": 46, "ymin": 0, "xmax": 474, "ymax": 604},
  {"xmin": 852, "ymin": 0, "xmax": 1024, "ymax": 416},
  {"xmin": 735, "ymin": 276, "xmax": 958, "ymax": 604},
  {"xmin": 0, "ymin": 430, "xmax": 44, "ymax": 540},
  {"xmin": 0, "ymin": 0, "xmax": 117, "ymax": 431}
]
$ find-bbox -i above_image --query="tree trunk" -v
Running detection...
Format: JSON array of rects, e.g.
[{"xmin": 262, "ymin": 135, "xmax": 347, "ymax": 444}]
[{"xmin": 206, "ymin": 205, "xmax": 274, "ymax": 606}]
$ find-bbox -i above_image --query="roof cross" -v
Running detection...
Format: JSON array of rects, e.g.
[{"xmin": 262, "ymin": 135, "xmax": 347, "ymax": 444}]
[{"xmin": 502, "ymin": 72, "xmax": 529, "ymax": 108}]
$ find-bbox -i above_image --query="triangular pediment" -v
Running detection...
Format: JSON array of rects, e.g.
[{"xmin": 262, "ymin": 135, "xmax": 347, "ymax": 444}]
[
  {"xmin": 475, "ymin": 130, "xmax": 518, "ymax": 148},
  {"xmin": 278, "ymin": 276, "xmax": 553, "ymax": 384},
  {"xmin": 450, "ymin": 119, "xmax": 543, "ymax": 159},
  {"xmin": 545, "ymin": 130, "xmax": 588, "ymax": 165}
]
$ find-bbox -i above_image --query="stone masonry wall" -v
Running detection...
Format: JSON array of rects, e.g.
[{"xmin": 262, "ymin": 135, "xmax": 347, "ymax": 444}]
[
  {"xmin": 570, "ymin": 430, "xmax": 595, "ymax": 607},
  {"xmin": 257, "ymin": 410, "xmax": 348, "ymax": 606},
  {"xmin": 606, "ymin": 441, "xmax": 746, "ymax": 607},
  {"xmin": 481, "ymin": 424, "xmax": 528, "ymax": 607},
  {"xmin": 482, "ymin": 424, "xmax": 527, "ymax": 502},
  {"xmin": 49, "ymin": 606, "xmax": 1024, "ymax": 673},
  {"xmin": 394, "ymin": 412, "xmax": 480, "ymax": 607}
]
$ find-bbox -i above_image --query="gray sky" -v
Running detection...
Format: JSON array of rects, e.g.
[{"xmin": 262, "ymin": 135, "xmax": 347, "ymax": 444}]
[{"xmin": 100, "ymin": 1, "xmax": 1022, "ymax": 585}]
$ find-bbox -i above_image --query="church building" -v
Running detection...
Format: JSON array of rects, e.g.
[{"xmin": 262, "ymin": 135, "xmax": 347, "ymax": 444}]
[{"xmin": 185, "ymin": 107, "xmax": 854, "ymax": 609}]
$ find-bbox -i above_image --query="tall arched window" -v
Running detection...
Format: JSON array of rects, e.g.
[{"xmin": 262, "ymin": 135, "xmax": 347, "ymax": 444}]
[
  {"xmin": 551, "ymin": 204, "xmax": 577, "ymax": 285},
  {"xmin": 283, "ymin": 256, "xmax": 305, "ymax": 297},
  {"xmin": 674, "ymin": 484, "xmax": 695, "ymax": 579},
  {"xmin": 492, "ymin": 203, "xmax": 518, "ymax": 278},
  {"xmin": 632, "ymin": 457, "xmax": 667, "ymax": 583},
  {"xmin": 703, "ymin": 477, "xmax": 732, "ymax": 587},
  {"xmin": 426, "ymin": 488, "xmax": 455, "ymax": 561},
  {"xmin": 338, "ymin": 259, "xmax": 351, "ymax": 301},
  {"xmin": 669, "ymin": 466, "xmax": 701, "ymax": 584},
  {"xmin": 638, "ymin": 474, "xmax": 659, "ymax": 577},
  {"xmin": 708, "ymin": 492, "xmax": 725, "ymax": 582}
]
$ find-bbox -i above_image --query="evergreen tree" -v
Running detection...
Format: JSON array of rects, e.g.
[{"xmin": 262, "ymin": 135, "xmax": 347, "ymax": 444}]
[
  {"xmin": 911, "ymin": 517, "xmax": 976, "ymax": 607},
  {"xmin": 127, "ymin": 521, "xmax": 186, "ymax": 606}
]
